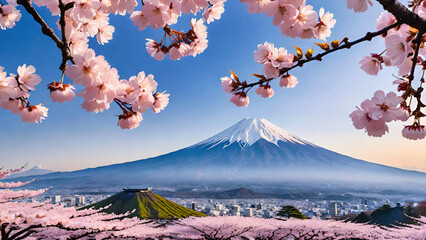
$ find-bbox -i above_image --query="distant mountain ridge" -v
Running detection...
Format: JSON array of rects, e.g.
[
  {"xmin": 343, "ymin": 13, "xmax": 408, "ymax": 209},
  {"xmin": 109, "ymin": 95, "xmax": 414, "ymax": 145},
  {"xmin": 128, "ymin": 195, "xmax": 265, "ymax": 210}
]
[
  {"xmin": 11, "ymin": 118, "xmax": 426, "ymax": 193},
  {"xmin": 5, "ymin": 166, "xmax": 53, "ymax": 179}
]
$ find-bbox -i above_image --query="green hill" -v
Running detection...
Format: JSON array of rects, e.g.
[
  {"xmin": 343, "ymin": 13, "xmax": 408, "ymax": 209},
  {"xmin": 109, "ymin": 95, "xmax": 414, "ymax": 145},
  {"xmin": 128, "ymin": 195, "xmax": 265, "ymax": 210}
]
[{"xmin": 85, "ymin": 190, "xmax": 206, "ymax": 219}]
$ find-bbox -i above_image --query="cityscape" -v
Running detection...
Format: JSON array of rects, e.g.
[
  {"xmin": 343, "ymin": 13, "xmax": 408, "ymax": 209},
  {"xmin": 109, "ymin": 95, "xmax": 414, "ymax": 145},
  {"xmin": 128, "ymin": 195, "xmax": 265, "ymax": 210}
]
[{"xmin": 26, "ymin": 192, "xmax": 405, "ymax": 219}]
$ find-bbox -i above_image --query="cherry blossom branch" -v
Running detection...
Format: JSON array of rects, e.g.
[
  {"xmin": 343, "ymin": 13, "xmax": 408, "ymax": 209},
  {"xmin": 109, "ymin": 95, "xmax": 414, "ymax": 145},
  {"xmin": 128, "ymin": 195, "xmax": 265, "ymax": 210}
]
[
  {"xmin": 58, "ymin": 0, "xmax": 75, "ymax": 71},
  {"xmin": 408, "ymin": 31, "xmax": 424, "ymax": 82},
  {"xmin": 16, "ymin": 0, "xmax": 73, "ymax": 71},
  {"xmin": 15, "ymin": 0, "xmax": 63, "ymax": 48},
  {"xmin": 236, "ymin": 21, "xmax": 401, "ymax": 91},
  {"xmin": 376, "ymin": 0, "xmax": 426, "ymax": 32}
]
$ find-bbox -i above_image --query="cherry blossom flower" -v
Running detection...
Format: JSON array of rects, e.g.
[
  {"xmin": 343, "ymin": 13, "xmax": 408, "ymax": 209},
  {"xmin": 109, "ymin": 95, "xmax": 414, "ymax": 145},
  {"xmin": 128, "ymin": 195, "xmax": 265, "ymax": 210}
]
[
  {"xmin": 350, "ymin": 99, "xmax": 389, "ymax": 137},
  {"xmin": 385, "ymin": 32, "xmax": 413, "ymax": 66},
  {"xmin": 118, "ymin": 111, "xmax": 143, "ymax": 129},
  {"xmin": 376, "ymin": 12, "xmax": 397, "ymax": 31},
  {"xmin": 0, "ymin": 67, "xmax": 18, "ymax": 103},
  {"xmin": 65, "ymin": 49, "xmax": 102, "ymax": 86},
  {"xmin": 262, "ymin": 62, "xmax": 280, "ymax": 79},
  {"xmin": 48, "ymin": 82, "xmax": 76, "ymax": 103},
  {"xmin": 169, "ymin": 44, "xmax": 182, "ymax": 60},
  {"xmin": 359, "ymin": 54, "xmax": 384, "ymax": 75},
  {"xmin": 279, "ymin": 74, "xmax": 298, "ymax": 88},
  {"xmin": 241, "ymin": 0, "xmax": 271, "ymax": 14},
  {"xmin": 96, "ymin": 24, "xmax": 115, "ymax": 45},
  {"xmin": 220, "ymin": 75, "xmax": 235, "ymax": 93},
  {"xmin": 69, "ymin": 0, "xmax": 103, "ymax": 22},
  {"xmin": 0, "ymin": 98, "xmax": 22, "ymax": 114},
  {"xmin": 116, "ymin": 79, "xmax": 142, "ymax": 104},
  {"xmin": 291, "ymin": 5, "xmax": 318, "ymax": 36},
  {"xmin": 181, "ymin": 0, "xmax": 208, "ymax": 15},
  {"xmin": 271, "ymin": 47, "xmax": 294, "ymax": 69},
  {"xmin": 130, "ymin": 11, "xmax": 149, "ymax": 31},
  {"xmin": 203, "ymin": 1, "xmax": 225, "ymax": 24},
  {"xmin": 192, "ymin": 18, "xmax": 208, "ymax": 40},
  {"xmin": 0, "ymin": 4, "xmax": 21, "ymax": 30},
  {"xmin": 146, "ymin": 39, "xmax": 167, "ymax": 61},
  {"xmin": 142, "ymin": 0, "xmax": 171, "ymax": 29},
  {"xmin": 17, "ymin": 64, "xmax": 41, "ymax": 92},
  {"xmin": 256, "ymin": 85, "xmax": 274, "ymax": 98},
  {"xmin": 108, "ymin": 0, "xmax": 138, "ymax": 15},
  {"xmin": 19, "ymin": 104, "xmax": 48, "ymax": 124},
  {"xmin": 254, "ymin": 42, "xmax": 275, "ymax": 64},
  {"xmin": 346, "ymin": 0, "xmax": 373, "ymax": 13},
  {"xmin": 152, "ymin": 92, "xmax": 170, "ymax": 113},
  {"xmin": 368, "ymin": 90, "xmax": 404, "ymax": 122},
  {"xmin": 230, "ymin": 92, "xmax": 249, "ymax": 107},
  {"xmin": 264, "ymin": 0, "xmax": 297, "ymax": 26},
  {"xmin": 402, "ymin": 123, "xmax": 426, "ymax": 140},
  {"xmin": 313, "ymin": 8, "xmax": 336, "ymax": 40}
]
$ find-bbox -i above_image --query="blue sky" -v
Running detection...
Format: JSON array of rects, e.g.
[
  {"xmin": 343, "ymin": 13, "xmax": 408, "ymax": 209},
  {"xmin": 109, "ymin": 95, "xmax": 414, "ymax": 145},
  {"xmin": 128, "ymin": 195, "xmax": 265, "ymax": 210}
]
[{"xmin": 1, "ymin": 0, "xmax": 425, "ymax": 172}]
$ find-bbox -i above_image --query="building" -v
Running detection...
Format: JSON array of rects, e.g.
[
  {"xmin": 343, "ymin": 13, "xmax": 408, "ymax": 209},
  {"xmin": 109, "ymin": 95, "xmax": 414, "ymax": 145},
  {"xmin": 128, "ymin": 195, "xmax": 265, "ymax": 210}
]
[
  {"xmin": 230, "ymin": 205, "xmax": 241, "ymax": 216},
  {"xmin": 186, "ymin": 202, "xmax": 195, "ymax": 210},
  {"xmin": 75, "ymin": 196, "xmax": 86, "ymax": 206},
  {"xmin": 64, "ymin": 197, "xmax": 76, "ymax": 207},
  {"xmin": 256, "ymin": 203, "xmax": 262, "ymax": 210},
  {"xmin": 328, "ymin": 202, "xmax": 338, "ymax": 217},
  {"xmin": 53, "ymin": 195, "xmax": 61, "ymax": 204},
  {"xmin": 243, "ymin": 208, "xmax": 254, "ymax": 217}
]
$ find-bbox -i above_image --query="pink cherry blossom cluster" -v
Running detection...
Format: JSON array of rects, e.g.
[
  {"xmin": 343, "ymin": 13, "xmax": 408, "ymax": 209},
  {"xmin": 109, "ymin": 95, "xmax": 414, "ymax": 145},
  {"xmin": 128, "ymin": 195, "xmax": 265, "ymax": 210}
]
[
  {"xmin": 0, "ymin": 0, "xmax": 21, "ymax": 30},
  {"xmin": 0, "ymin": 65, "xmax": 49, "ymax": 124},
  {"xmin": 65, "ymin": 49, "xmax": 169, "ymax": 129},
  {"xmin": 0, "ymin": 0, "xmax": 172, "ymax": 129},
  {"xmin": 221, "ymin": 42, "xmax": 299, "ymax": 107},
  {"xmin": 128, "ymin": 0, "xmax": 227, "ymax": 61},
  {"xmin": 241, "ymin": 0, "xmax": 336, "ymax": 40},
  {"xmin": 350, "ymin": 90, "xmax": 411, "ymax": 138},
  {"xmin": 359, "ymin": 14, "xmax": 420, "ymax": 77},
  {"xmin": 165, "ymin": 216, "xmax": 426, "ymax": 240},
  {"xmin": 356, "ymin": 8, "xmax": 426, "ymax": 140},
  {"xmin": 130, "ymin": 0, "xmax": 226, "ymax": 31},
  {"xmin": 144, "ymin": 18, "xmax": 208, "ymax": 61}
]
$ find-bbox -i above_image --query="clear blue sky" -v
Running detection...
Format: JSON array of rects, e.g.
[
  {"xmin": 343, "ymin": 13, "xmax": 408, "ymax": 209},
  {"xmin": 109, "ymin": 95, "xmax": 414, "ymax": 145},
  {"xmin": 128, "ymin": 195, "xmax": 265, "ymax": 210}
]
[{"xmin": 1, "ymin": 0, "xmax": 425, "ymax": 172}]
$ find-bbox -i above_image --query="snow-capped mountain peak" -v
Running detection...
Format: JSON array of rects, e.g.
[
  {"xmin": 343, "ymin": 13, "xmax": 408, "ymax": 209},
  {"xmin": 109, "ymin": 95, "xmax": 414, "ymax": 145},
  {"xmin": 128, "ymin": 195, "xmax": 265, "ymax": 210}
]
[{"xmin": 196, "ymin": 117, "xmax": 314, "ymax": 149}]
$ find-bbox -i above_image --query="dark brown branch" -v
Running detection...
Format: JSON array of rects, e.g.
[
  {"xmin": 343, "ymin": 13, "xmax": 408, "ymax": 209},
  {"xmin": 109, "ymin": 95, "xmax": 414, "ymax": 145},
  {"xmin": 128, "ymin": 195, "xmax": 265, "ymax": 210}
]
[
  {"xmin": 376, "ymin": 0, "xmax": 426, "ymax": 32},
  {"xmin": 237, "ymin": 21, "xmax": 401, "ymax": 91},
  {"xmin": 16, "ymin": 0, "xmax": 63, "ymax": 49},
  {"xmin": 408, "ymin": 31, "xmax": 424, "ymax": 82},
  {"xmin": 58, "ymin": 0, "xmax": 75, "ymax": 71},
  {"xmin": 16, "ymin": 0, "xmax": 74, "ymax": 72}
]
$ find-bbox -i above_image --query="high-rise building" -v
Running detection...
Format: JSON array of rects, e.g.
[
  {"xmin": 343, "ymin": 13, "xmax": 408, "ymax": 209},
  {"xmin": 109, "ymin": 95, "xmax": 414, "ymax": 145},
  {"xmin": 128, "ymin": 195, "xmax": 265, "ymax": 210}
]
[
  {"xmin": 230, "ymin": 205, "xmax": 241, "ymax": 216},
  {"xmin": 53, "ymin": 195, "xmax": 61, "ymax": 204},
  {"xmin": 328, "ymin": 202, "xmax": 338, "ymax": 217},
  {"xmin": 256, "ymin": 203, "xmax": 262, "ymax": 210},
  {"xmin": 243, "ymin": 208, "xmax": 254, "ymax": 217},
  {"xmin": 76, "ymin": 196, "xmax": 86, "ymax": 206}
]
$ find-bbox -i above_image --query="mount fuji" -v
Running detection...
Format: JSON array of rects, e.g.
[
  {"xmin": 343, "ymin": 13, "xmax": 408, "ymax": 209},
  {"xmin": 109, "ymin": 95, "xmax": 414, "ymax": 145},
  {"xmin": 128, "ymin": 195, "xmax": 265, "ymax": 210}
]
[{"xmin": 12, "ymin": 118, "xmax": 426, "ymax": 192}]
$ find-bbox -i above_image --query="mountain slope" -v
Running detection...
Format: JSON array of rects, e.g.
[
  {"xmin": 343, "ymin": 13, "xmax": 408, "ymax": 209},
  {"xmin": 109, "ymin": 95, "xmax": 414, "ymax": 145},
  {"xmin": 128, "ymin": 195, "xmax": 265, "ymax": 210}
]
[
  {"xmin": 15, "ymin": 118, "xmax": 426, "ymax": 192},
  {"xmin": 85, "ymin": 190, "xmax": 206, "ymax": 219}
]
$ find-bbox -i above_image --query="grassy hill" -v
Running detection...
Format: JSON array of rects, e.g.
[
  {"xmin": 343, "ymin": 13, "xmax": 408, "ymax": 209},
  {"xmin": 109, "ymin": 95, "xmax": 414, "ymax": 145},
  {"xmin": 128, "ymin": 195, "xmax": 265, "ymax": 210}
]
[{"xmin": 85, "ymin": 190, "xmax": 206, "ymax": 219}]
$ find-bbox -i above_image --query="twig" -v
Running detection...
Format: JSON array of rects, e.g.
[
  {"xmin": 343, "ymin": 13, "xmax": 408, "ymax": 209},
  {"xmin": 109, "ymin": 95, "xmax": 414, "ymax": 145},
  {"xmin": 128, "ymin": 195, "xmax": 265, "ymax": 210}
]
[{"xmin": 236, "ymin": 21, "xmax": 401, "ymax": 91}]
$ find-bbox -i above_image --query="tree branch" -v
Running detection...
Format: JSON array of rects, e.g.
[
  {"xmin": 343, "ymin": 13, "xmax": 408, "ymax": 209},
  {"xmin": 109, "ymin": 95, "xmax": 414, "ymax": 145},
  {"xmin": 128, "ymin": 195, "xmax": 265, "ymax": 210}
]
[
  {"xmin": 376, "ymin": 0, "xmax": 426, "ymax": 32},
  {"xmin": 16, "ymin": 0, "xmax": 74, "ymax": 72},
  {"xmin": 236, "ymin": 21, "xmax": 401, "ymax": 91},
  {"xmin": 16, "ymin": 0, "xmax": 63, "ymax": 49}
]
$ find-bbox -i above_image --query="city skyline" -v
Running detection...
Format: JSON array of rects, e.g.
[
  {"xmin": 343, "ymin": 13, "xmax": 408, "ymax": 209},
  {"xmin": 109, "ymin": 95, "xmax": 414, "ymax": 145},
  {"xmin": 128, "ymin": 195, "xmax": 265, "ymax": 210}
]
[{"xmin": 1, "ymin": 0, "xmax": 426, "ymax": 173}]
